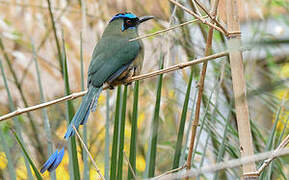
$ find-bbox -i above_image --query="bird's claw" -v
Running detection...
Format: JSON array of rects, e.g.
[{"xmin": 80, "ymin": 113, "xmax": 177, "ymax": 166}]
[
  {"xmin": 108, "ymin": 85, "xmax": 115, "ymax": 90},
  {"xmin": 124, "ymin": 77, "xmax": 133, "ymax": 86}
]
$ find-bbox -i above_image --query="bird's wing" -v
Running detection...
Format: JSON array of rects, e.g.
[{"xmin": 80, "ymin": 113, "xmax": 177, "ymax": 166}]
[{"xmin": 87, "ymin": 35, "xmax": 140, "ymax": 87}]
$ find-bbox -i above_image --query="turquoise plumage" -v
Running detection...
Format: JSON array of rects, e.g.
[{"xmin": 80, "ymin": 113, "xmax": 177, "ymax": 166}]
[{"xmin": 40, "ymin": 12, "xmax": 153, "ymax": 173}]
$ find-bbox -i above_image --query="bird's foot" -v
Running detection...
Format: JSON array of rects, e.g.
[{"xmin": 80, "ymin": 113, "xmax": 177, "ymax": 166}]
[
  {"xmin": 108, "ymin": 85, "xmax": 115, "ymax": 90},
  {"xmin": 124, "ymin": 77, "xmax": 133, "ymax": 86}
]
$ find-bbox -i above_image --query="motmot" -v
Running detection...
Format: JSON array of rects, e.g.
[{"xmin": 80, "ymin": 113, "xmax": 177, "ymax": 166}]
[{"xmin": 40, "ymin": 12, "xmax": 153, "ymax": 173}]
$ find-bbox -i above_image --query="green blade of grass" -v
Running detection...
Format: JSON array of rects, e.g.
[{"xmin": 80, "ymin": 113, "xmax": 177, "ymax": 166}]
[
  {"xmin": 274, "ymin": 159, "xmax": 287, "ymax": 179},
  {"xmin": 172, "ymin": 67, "xmax": 194, "ymax": 169},
  {"xmin": 46, "ymin": 0, "xmax": 63, "ymax": 75},
  {"xmin": 197, "ymin": 133, "xmax": 210, "ymax": 180},
  {"xmin": 213, "ymin": 103, "xmax": 232, "ymax": 180},
  {"xmin": 265, "ymin": 105, "xmax": 282, "ymax": 151},
  {"xmin": 117, "ymin": 85, "xmax": 128, "ymax": 180},
  {"xmin": 32, "ymin": 40, "xmax": 56, "ymax": 180},
  {"xmin": 0, "ymin": 125, "xmax": 16, "ymax": 180},
  {"xmin": 277, "ymin": 116, "xmax": 289, "ymax": 145},
  {"xmin": 128, "ymin": 81, "xmax": 139, "ymax": 180},
  {"xmin": 11, "ymin": 129, "xmax": 43, "ymax": 180},
  {"xmin": 0, "ymin": 58, "xmax": 33, "ymax": 180},
  {"xmin": 145, "ymin": 54, "xmax": 164, "ymax": 178},
  {"xmin": 80, "ymin": 32, "xmax": 89, "ymax": 180},
  {"xmin": 180, "ymin": 89, "xmax": 197, "ymax": 166},
  {"xmin": 61, "ymin": 33, "xmax": 80, "ymax": 180},
  {"xmin": 191, "ymin": 82, "xmax": 217, "ymax": 162},
  {"xmin": 0, "ymin": 58, "xmax": 17, "ymax": 180},
  {"xmin": 110, "ymin": 86, "xmax": 122, "ymax": 180},
  {"xmin": 0, "ymin": 37, "xmax": 45, "ymax": 161},
  {"xmin": 261, "ymin": 103, "xmax": 283, "ymax": 179},
  {"xmin": 105, "ymin": 90, "xmax": 111, "ymax": 179}
]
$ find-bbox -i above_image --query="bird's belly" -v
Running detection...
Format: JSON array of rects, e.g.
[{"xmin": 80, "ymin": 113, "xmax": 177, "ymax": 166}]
[
  {"xmin": 106, "ymin": 65, "xmax": 134, "ymax": 88},
  {"xmin": 107, "ymin": 56, "xmax": 143, "ymax": 88}
]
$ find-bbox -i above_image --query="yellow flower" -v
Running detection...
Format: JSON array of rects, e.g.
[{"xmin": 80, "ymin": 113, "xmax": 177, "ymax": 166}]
[
  {"xmin": 168, "ymin": 90, "xmax": 175, "ymax": 98},
  {"xmin": 273, "ymin": 89, "xmax": 289, "ymax": 131},
  {"xmin": 0, "ymin": 152, "xmax": 7, "ymax": 170},
  {"xmin": 136, "ymin": 155, "xmax": 146, "ymax": 172},
  {"xmin": 280, "ymin": 63, "xmax": 289, "ymax": 78},
  {"xmin": 16, "ymin": 158, "xmax": 27, "ymax": 180},
  {"xmin": 98, "ymin": 94, "xmax": 105, "ymax": 105},
  {"xmin": 137, "ymin": 112, "xmax": 145, "ymax": 129}
]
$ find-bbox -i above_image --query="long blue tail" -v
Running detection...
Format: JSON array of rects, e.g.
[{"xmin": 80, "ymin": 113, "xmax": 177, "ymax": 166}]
[{"xmin": 40, "ymin": 86, "xmax": 102, "ymax": 173}]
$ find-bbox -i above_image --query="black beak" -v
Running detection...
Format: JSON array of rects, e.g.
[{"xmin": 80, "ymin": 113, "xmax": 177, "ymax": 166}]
[{"xmin": 138, "ymin": 16, "xmax": 154, "ymax": 24}]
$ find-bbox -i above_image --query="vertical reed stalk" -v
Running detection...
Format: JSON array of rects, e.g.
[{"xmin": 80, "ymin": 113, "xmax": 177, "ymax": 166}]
[
  {"xmin": 0, "ymin": 59, "xmax": 16, "ymax": 180},
  {"xmin": 180, "ymin": 90, "xmax": 197, "ymax": 166},
  {"xmin": 213, "ymin": 103, "xmax": 233, "ymax": 179},
  {"xmin": 186, "ymin": 0, "xmax": 220, "ymax": 173},
  {"xmin": 46, "ymin": 0, "xmax": 63, "ymax": 75},
  {"xmin": 0, "ymin": 37, "xmax": 45, "ymax": 161},
  {"xmin": 61, "ymin": 34, "xmax": 81, "ymax": 179},
  {"xmin": 145, "ymin": 55, "xmax": 164, "ymax": 177},
  {"xmin": 80, "ymin": 1, "xmax": 88, "ymax": 178},
  {"xmin": 226, "ymin": 0, "xmax": 257, "ymax": 178},
  {"xmin": 11, "ymin": 129, "xmax": 43, "ymax": 180},
  {"xmin": 0, "ymin": 57, "xmax": 34, "ymax": 180},
  {"xmin": 117, "ymin": 86, "xmax": 128, "ymax": 180},
  {"xmin": 0, "ymin": 125, "xmax": 16, "ymax": 180},
  {"xmin": 110, "ymin": 86, "xmax": 122, "ymax": 180},
  {"xmin": 80, "ymin": 33, "xmax": 89, "ymax": 180},
  {"xmin": 172, "ymin": 67, "xmax": 194, "ymax": 169},
  {"xmin": 32, "ymin": 41, "xmax": 56, "ymax": 180},
  {"xmin": 191, "ymin": 82, "xmax": 218, "ymax": 162},
  {"xmin": 128, "ymin": 81, "xmax": 139, "ymax": 179},
  {"xmin": 105, "ymin": 90, "xmax": 110, "ymax": 179}
]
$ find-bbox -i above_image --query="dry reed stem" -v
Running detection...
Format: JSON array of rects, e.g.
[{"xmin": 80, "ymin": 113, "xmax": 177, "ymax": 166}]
[
  {"xmin": 244, "ymin": 134, "xmax": 289, "ymax": 176},
  {"xmin": 130, "ymin": 17, "xmax": 207, "ymax": 42},
  {"xmin": 0, "ymin": 90, "xmax": 87, "ymax": 121},
  {"xmin": 72, "ymin": 125, "xmax": 105, "ymax": 180},
  {"xmin": 151, "ymin": 165, "xmax": 186, "ymax": 180},
  {"xmin": 156, "ymin": 148, "xmax": 289, "ymax": 179},
  {"xmin": 0, "ymin": 0, "xmax": 97, "ymax": 18},
  {"xmin": 0, "ymin": 51, "xmax": 229, "ymax": 121},
  {"xmin": 186, "ymin": 0, "xmax": 220, "ymax": 174},
  {"xmin": 123, "ymin": 151, "xmax": 137, "ymax": 179},
  {"xmin": 168, "ymin": 0, "xmax": 228, "ymax": 35},
  {"xmin": 226, "ymin": 0, "xmax": 257, "ymax": 177},
  {"xmin": 193, "ymin": 0, "xmax": 228, "ymax": 34},
  {"xmin": 128, "ymin": 51, "xmax": 228, "ymax": 82},
  {"xmin": 191, "ymin": 0, "xmax": 202, "ymax": 16}
]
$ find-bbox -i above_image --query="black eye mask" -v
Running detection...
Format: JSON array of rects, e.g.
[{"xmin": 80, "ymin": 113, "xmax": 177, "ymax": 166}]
[{"xmin": 122, "ymin": 18, "xmax": 139, "ymax": 31}]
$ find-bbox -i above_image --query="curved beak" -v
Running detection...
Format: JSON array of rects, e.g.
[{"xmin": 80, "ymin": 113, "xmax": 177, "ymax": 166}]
[{"xmin": 138, "ymin": 16, "xmax": 154, "ymax": 24}]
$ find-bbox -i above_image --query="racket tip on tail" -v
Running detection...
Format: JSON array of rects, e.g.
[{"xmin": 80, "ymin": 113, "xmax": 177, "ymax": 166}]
[{"xmin": 40, "ymin": 147, "xmax": 65, "ymax": 173}]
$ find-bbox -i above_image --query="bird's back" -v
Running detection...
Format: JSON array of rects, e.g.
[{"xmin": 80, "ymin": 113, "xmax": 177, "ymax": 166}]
[{"xmin": 87, "ymin": 19, "xmax": 142, "ymax": 88}]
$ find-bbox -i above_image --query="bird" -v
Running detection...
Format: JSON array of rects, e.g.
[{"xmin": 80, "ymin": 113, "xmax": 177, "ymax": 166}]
[{"xmin": 40, "ymin": 12, "xmax": 153, "ymax": 173}]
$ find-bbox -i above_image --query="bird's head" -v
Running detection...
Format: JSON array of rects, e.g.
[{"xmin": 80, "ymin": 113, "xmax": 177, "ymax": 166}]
[{"xmin": 108, "ymin": 12, "xmax": 154, "ymax": 32}]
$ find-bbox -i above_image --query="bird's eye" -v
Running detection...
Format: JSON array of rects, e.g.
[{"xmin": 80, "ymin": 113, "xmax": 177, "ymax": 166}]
[
  {"xmin": 126, "ymin": 19, "xmax": 132, "ymax": 25},
  {"xmin": 122, "ymin": 18, "xmax": 136, "ymax": 31}
]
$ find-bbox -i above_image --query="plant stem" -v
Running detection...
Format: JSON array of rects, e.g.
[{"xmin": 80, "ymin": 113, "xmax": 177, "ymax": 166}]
[
  {"xmin": 0, "ymin": 37, "xmax": 45, "ymax": 160},
  {"xmin": 110, "ymin": 86, "xmax": 122, "ymax": 180},
  {"xmin": 128, "ymin": 81, "xmax": 139, "ymax": 179},
  {"xmin": 0, "ymin": 51, "xmax": 231, "ymax": 122},
  {"xmin": 186, "ymin": 0, "xmax": 220, "ymax": 173},
  {"xmin": 226, "ymin": 0, "xmax": 257, "ymax": 178},
  {"xmin": 46, "ymin": 0, "xmax": 63, "ymax": 75},
  {"xmin": 117, "ymin": 86, "xmax": 128, "ymax": 180}
]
